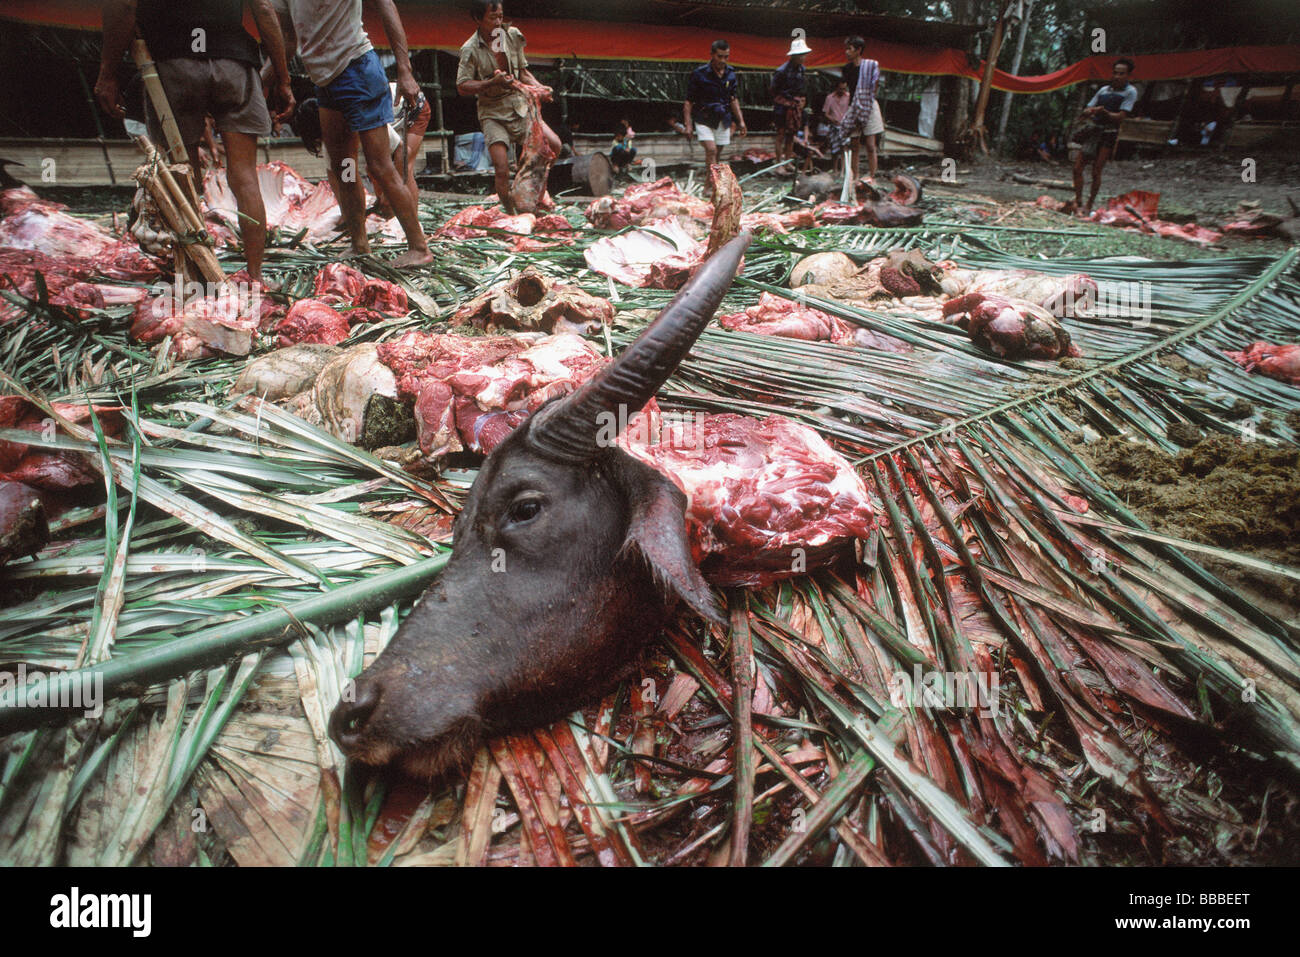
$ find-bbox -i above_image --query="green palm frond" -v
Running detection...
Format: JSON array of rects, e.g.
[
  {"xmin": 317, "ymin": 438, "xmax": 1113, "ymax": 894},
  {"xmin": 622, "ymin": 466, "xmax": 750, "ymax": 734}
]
[{"xmin": 1, "ymin": 186, "xmax": 1298, "ymax": 866}]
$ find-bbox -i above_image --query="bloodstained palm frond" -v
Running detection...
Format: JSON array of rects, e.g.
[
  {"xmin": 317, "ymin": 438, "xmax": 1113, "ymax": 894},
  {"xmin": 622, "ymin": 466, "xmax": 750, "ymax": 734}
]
[{"xmin": 2, "ymin": 186, "xmax": 1299, "ymax": 866}]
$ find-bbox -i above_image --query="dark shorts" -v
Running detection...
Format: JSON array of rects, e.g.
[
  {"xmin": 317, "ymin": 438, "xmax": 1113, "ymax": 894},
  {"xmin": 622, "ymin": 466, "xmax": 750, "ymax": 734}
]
[
  {"xmin": 148, "ymin": 57, "xmax": 271, "ymax": 147},
  {"xmin": 316, "ymin": 50, "xmax": 393, "ymax": 133},
  {"xmin": 1073, "ymin": 125, "xmax": 1119, "ymax": 161},
  {"xmin": 774, "ymin": 105, "xmax": 803, "ymax": 134}
]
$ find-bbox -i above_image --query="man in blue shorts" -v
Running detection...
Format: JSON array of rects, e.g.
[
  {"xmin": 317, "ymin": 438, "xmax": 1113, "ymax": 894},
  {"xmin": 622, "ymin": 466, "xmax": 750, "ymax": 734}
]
[{"xmin": 271, "ymin": 0, "xmax": 431, "ymax": 267}]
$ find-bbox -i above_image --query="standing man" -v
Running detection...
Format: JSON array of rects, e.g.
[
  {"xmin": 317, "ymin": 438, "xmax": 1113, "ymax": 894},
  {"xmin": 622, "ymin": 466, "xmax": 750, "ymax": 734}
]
[
  {"xmin": 771, "ymin": 34, "xmax": 810, "ymax": 176},
  {"xmin": 456, "ymin": 1, "xmax": 562, "ymax": 215},
  {"xmin": 1071, "ymin": 58, "xmax": 1137, "ymax": 215},
  {"xmin": 269, "ymin": 0, "xmax": 432, "ymax": 268},
  {"xmin": 837, "ymin": 35, "xmax": 882, "ymax": 184},
  {"xmin": 96, "ymin": 0, "xmax": 294, "ymax": 284},
  {"xmin": 684, "ymin": 39, "xmax": 747, "ymax": 167}
]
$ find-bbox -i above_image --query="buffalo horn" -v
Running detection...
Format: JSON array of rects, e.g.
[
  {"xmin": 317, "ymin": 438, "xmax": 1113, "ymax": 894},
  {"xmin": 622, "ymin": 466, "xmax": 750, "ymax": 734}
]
[{"xmin": 527, "ymin": 229, "xmax": 751, "ymax": 461}]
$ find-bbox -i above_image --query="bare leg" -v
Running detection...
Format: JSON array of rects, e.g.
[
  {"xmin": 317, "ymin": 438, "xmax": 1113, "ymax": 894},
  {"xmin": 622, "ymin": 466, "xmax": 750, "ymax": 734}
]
[
  {"xmin": 320, "ymin": 107, "xmax": 368, "ymax": 253},
  {"xmin": 702, "ymin": 140, "xmax": 719, "ymax": 167},
  {"xmin": 850, "ymin": 136, "xmax": 861, "ymax": 182},
  {"xmin": 220, "ymin": 131, "xmax": 266, "ymax": 281},
  {"xmin": 402, "ymin": 133, "xmax": 422, "ymax": 210},
  {"xmin": 489, "ymin": 141, "xmax": 513, "ymax": 213},
  {"xmin": 865, "ymin": 134, "xmax": 878, "ymax": 180},
  {"xmin": 1072, "ymin": 150, "xmax": 1086, "ymax": 209},
  {"xmin": 1089, "ymin": 145, "xmax": 1112, "ymax": 212},
  {"xmin": 359, "ymin": 124, "xmax": 431, "ymax": 267}
]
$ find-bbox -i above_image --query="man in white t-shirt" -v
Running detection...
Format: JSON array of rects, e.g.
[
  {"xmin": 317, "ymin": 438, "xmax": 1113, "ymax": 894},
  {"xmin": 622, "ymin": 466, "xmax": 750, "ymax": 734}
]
[{"xmin": 270, "ymin": 0, "xmax": 431, "ymax": 267}]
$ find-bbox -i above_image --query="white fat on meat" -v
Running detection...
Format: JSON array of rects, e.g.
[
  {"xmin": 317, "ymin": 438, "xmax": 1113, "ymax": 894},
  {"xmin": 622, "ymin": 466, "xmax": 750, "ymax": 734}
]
[{"xmin": 583, "ymin": 216, "xmax": 703, "ymax": 288}]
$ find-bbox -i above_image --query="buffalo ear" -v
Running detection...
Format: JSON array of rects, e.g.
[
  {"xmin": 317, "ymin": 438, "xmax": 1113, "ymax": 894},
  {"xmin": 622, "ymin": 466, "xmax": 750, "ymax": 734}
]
[{"xmin": 611, "ymin": 455, "xmax": 724, "ymax": 627}]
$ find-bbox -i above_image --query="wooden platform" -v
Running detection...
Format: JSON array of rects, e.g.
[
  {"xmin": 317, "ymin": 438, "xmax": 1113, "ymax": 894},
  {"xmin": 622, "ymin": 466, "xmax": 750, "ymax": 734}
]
[{"xmin": 0, "ymin": 121, "xmax": 939, "ymax": 188}]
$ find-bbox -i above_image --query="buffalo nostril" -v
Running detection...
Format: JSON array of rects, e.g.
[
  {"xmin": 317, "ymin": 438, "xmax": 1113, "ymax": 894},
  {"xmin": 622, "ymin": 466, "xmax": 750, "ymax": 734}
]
[{"xmin": 330, "ymin": 679, "xmax": 381, "ymax": 749}]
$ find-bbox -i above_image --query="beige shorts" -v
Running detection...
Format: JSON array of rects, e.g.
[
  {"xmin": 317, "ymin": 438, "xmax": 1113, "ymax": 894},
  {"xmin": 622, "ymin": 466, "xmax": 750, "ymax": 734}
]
[
  {"xmin": 844, "ymin": 100, "xmax": 885, "ymax": 139},
  {"xmin": 695, "ymin": 122, "xmax": 732, "ymax": 146},
  {"xmin": 481, "ymin": 112, "xmax": 530, "ymax": 149},
  {"xmin": 147, "ymin": 57, "xmax": 271, "ymax": 147}
]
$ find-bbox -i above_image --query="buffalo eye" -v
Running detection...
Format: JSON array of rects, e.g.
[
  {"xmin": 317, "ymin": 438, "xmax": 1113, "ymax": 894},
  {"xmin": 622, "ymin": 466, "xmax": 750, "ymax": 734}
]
[{"xmin": 504, "ymin": 496, "xmax": 543, "ymax": 527}]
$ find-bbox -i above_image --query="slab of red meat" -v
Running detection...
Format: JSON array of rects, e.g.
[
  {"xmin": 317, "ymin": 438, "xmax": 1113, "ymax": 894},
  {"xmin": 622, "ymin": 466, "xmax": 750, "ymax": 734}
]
[
  {"xmin": 313, "ymin": 263, "xmax": 367, "ymax": 302},
  {"xmin": 508, "ymin": 81, "xmax": 556, "ymax": 215},
  {"xmin": 624, "ymin": 412, "xmax": 877, "ymax": 586},
  {"xmin": 739, "ymin": 209, "xmax": 816, "ymax": 235},
  {"xmin": 584, "ymin": 176, "xmax": 713, "ymax": 230},
  {"xmin": 943, "ymin": 292, "xmax": 1080, "ymax": 360},
  {"xmin": 1225, "ymin": 342, "xmax": 1300, "ymax": 386},
  {"xmin": 354, "ymin": 279, "xmax": 408, "ymax": 315},
  {"xmin": 132, "ymin": 285, "xmax": 262, "ymax": 359},
  {"xmin": 0, "ymin": 480, "xmax": 48, "ymax": 567},
  {"xmin": 0, "ymin": 248, "xmax": 148, "ymax": 323},
  {"xmin": 434, "ymin": 204, "xmax": 570, "ymax": 252},
  {"xmin": 379, "ymin": 331, "xmax": 617, "ymax": 457},
  {"xmin": 720, "ymin": 292, "xmax": 852, "ymax": 343},
  {"xmin": 309, "ymin": 263, "xmax": 408, "ymax": 318},
  {"xmin": 275, "ymin": 299, "xmax": 351, "ymax": 348},
  {"xmin": 1, "ymin": 187, "xmax": 65, "ymax": 217},
  {"xmin": 584, "ymin": 215, "xmax": 703, "ymax": 289},
  {"xmin": 884, "ymin": 173, "xmax": 923, "ymax": 206},
  {"xmin": 813, "ymin": 198, "xmax": 922, "ymax": 228},
  {"xmin": 586, "ymin": 173, "xmax": 745, "ymax": 290},
  {"xmin": 0, "ymin": 202, "xmax": 160, "ymax": 282},
  {"xmin": 719, "ymin": 292, "xmax": 912, "ymax": 352},
  {"xmin": 1090, "ymin": 190, "xmax": 1222, "ymax": 246},
  {"xmin": 452, "ymin": 266, "xmax": 613, "ymax": 335},
  {"xmin": 0, "ymin": 396, "xmax": 124, "ymax": 491}
]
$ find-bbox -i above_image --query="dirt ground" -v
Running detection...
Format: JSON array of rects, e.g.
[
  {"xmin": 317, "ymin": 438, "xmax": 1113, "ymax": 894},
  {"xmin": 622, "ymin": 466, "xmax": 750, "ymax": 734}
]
[
  {"xmin": 913, "ymin": 148, "xmax": 1300, "ymax": 224},
  {"xmin": 1076, "ymin": 432, "xmax": 1300, "ymax": 628}
]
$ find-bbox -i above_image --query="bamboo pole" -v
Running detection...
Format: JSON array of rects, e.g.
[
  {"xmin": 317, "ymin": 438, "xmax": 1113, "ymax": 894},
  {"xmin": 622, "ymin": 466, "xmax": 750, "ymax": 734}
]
[
  {"xmin": 134, "ymin": 137, "xmax": 225, "ymax": 284},
  {"xmin": 131, "ymin": 37, "xmax": 187, "ymax": 166}
]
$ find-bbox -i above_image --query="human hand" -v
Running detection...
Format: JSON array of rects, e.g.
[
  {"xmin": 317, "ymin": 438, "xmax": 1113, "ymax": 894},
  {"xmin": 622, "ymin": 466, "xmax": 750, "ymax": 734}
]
[
  {"xmin": 397, "ymin": 71, "xmax": 421, "ymax": 107},
  {"xmin": 272, "ymin": 80, "xmax": 296, "ymax": 125},
  {"xmin": 94, "ymin": 70, "xmax": 125, "ymax": 120}
]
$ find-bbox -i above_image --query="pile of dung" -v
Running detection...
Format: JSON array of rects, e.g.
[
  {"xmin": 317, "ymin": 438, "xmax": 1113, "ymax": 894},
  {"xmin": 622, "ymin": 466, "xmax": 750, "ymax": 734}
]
[{"xmin": 1083, "ymin": 434, "xmax": 1300, "ymax": 616}]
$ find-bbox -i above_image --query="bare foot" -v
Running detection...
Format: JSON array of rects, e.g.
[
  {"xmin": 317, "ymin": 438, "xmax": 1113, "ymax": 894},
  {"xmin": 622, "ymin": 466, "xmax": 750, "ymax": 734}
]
[
  {"xmin": 350, "ymin": 242, "xmax": 372, "ymax": 256},
  {"xmin": 392, "ymin": 248, "xmax": 434, "ymax": 269}
]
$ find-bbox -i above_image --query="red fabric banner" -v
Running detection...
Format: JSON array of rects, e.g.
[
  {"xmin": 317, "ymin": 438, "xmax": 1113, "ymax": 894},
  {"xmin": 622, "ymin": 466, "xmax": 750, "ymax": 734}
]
[{"xmin": 5, "ymin": 0, "xmax": 1299, "ymax": 93}]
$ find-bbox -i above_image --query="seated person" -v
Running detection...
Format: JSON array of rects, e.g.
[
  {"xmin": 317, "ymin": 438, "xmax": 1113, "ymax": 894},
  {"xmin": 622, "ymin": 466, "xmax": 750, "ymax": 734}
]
[{"xmin": 611, "ymin": 119, "xmax": 637, "ymax": 172}]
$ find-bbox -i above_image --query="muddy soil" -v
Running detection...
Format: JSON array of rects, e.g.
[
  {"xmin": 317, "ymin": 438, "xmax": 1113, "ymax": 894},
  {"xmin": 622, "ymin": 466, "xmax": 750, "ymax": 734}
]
[
  {"xmin": 1080, "ymin": 434, "xmax": 1300, "ymax": 621},
  {"xmin": 898, "ymin": 149, "xmax": 1299, "ymax": 260}
]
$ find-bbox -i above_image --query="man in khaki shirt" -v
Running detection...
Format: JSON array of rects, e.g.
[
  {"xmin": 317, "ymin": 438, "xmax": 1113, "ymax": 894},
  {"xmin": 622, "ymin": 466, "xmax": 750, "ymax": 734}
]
[{"xmin": 456, "ymin": 1, "xmax": 561, "ymax": 214}]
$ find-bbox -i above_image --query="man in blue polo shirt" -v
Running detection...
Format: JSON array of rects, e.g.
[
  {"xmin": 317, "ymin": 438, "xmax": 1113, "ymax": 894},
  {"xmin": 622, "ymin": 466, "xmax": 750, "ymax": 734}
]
[
  {"xmin": 1071, "ymin": 57, "xmax": 1138, "ymax": 215},
  {"xmin": 684, "ymin": 39, "xmax": 748, "ymax": 167}
]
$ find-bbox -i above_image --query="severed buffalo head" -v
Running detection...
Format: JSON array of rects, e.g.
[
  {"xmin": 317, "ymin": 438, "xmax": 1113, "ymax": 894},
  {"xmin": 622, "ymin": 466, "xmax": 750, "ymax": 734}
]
[{"xmin": 329, "ymin": 232, "xmax": 751, "ymax": 778}]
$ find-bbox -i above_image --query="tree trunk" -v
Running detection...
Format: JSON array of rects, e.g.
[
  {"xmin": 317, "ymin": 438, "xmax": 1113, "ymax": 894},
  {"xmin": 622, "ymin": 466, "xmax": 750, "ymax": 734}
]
[
  {"xmin": 969, "ymin": 9, "xmax": 1008, "ymax": 154},
  {"xmin": 996, "ymin": 0, "xmax": 1035, "ymax": 151}
]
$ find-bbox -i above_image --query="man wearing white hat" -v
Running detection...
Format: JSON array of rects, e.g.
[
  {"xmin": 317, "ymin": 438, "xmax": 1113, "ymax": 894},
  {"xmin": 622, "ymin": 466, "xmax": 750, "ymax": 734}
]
[{"xmin": 771, "ymin": 34, "xmax": 811, "ymax": 175}]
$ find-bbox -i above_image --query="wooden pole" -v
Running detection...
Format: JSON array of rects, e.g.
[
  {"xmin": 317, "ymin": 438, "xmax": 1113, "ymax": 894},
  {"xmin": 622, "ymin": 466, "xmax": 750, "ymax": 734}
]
[
  {"xmin": 969, "ymin": 5, "xmax": 1010, "ymax": 155},
  {"xmin": 134, "ymin": 137, "xmax": 225, "ymax": 285},
  {"xmin": 131, "ymin": 37, "xmax": 188, "ymax": 165}
]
